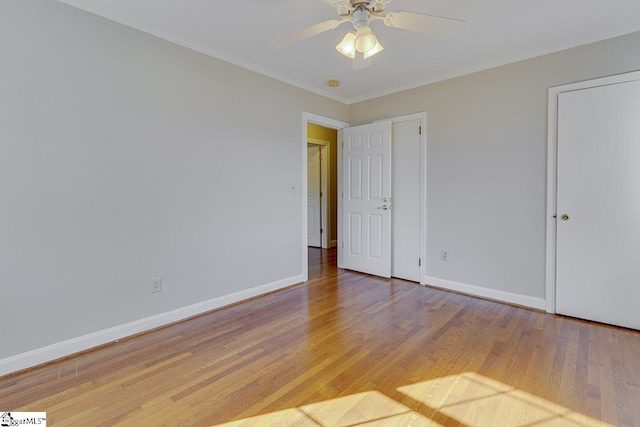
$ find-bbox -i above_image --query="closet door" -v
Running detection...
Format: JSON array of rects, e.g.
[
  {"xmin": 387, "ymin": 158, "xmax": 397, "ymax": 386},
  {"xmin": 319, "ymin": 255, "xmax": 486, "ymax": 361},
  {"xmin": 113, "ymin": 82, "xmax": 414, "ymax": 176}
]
[{"xmin": 556, "ymin": 79, "xmax": 640, "ymax": 330}]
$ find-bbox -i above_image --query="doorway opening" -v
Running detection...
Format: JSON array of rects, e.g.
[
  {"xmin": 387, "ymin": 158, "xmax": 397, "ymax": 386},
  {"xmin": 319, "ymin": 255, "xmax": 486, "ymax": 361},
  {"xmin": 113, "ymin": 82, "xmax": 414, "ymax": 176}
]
[
  {"xmin": 301, "ymin": 113, "xmax": 349, "ymax": 282},
  {"xmin": 301, "ymin": 112, "xmax": 427, "ymax": 284},
  {"xmin": 307, "ymin": 124, "xmax": 338, "ymax": 249}
]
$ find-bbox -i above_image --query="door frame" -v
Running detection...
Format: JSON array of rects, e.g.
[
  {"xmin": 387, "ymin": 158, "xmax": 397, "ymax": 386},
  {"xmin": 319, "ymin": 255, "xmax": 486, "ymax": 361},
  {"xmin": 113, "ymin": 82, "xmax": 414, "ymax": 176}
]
[
  {"xmin": 307, "ymin": 139, "xmax": 330, "ymax": 249},
  {"xmin": 546, "ymin": 70, "xmax": 640, "ymax": 314},
  {"xmin": 302, "ymin": 112, "xmax": 349, "ymax": 282}
]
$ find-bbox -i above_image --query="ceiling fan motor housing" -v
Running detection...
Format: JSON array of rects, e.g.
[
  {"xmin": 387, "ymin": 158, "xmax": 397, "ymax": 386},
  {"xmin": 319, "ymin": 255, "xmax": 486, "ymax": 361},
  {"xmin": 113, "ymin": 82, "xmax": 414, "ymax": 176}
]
[
  {"xmin": 325, "ymin": 0, "xmax": 391, "ymax": 15},
  {"xmin": 352, "ymin": 0, "xmax": 390, "ymax": 12},
  {"xmin": 352, "ymin": 8, "xmax": 371, "ymax": 29}
]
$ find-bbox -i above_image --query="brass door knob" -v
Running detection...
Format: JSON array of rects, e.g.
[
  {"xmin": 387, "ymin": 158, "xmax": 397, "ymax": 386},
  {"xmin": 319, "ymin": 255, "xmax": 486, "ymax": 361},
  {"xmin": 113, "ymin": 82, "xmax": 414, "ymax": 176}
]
[{"xmin": 561, "ymin": 214, "xmax": 570, "ymax": 221}]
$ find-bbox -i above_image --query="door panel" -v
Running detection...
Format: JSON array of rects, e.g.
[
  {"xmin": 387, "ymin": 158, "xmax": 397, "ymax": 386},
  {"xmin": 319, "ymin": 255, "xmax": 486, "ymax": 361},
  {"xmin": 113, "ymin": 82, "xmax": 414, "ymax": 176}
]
[
  {"xmin": 369, "ymin": 213, "xmax": 383, "ymax": 259},
  {"xmin": 348, "ymin": 213, "xmax": 362, "ymax": 255},
  {"xmin": 349, "ymin": 157, "xmax": 362, "ymax": 199},
  {"xmin": 343, "ymin": 122, "xmax": 392, "ymax": 277},
  {"xmin": 556, "ymin": 80, "xmax": 640, "ymax": 330},
  {"xmin": 370, "ymin": 155, "xmax": 383, "ymax": 198}
]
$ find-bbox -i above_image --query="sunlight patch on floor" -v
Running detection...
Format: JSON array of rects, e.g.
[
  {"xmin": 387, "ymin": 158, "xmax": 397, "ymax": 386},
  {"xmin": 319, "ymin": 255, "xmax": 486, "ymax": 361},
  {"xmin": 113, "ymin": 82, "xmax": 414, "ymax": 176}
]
[
  {"xmin": 300, "ymin": 391, "xmax": 439, "ymax": 426},
  {"xmin": 218, "ymin": 407, "xmax": 318, "ymax": 426},
  {"xmin": 218, "ymin": 391, "xmax": 439, "ymax": 426},
  {"xmin": 217, "ymin": 373, "xmax": 611, "ymax": 426},
  {"xmin": 398, "ymin": 372, "xmax": 612, "ymax": 427}
]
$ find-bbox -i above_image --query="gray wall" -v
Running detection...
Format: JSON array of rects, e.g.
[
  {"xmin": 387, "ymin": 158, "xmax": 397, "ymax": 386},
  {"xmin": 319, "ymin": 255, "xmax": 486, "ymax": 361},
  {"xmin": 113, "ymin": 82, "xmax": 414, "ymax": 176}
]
[
  {"xmin": 350, "ymin": 31, "xmax": 640, "ymax": 300},
  {"xmin": 0, "ymin": 0, "xmax": 347, "ymax": 360}
]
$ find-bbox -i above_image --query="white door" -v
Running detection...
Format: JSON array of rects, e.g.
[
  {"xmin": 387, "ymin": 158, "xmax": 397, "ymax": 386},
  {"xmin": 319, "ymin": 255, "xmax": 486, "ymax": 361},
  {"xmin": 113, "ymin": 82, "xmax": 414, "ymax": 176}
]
[
  {"xmin": 343, "ymin": 121, "xmax": 392, "ymax": 277},
  {"xmin": 307, "ymin": 145, "xmax": 322, "ymax": 248},
  {"xmin": 556, "ymin": 79, "xmax": 640, "ymax": 330},
  {"xmin": 392, "ymin": 119, "xmax": 421, "ymax": 282}
]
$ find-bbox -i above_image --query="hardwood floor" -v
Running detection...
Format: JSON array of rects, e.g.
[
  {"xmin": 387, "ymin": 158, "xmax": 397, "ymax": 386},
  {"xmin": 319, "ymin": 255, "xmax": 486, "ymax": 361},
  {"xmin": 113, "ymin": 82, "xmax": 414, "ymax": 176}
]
[{"xmin": 2, "ymin": 248, "xmax": 639, "ymax": 426}]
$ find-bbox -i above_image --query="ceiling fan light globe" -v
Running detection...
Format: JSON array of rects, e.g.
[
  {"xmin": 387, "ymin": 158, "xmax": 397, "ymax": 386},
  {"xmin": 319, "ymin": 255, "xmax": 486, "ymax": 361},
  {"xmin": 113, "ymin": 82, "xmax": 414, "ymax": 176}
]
[
  {"xmin": 363, "ymin": 40, "xmax": 384, "ymax": 59},
  {"xmin": 355, "ymin": 25, "xmax": 378, "ymax": 53},
  {"xmin": 336, "ymin": 32, "xmax": 357, "ymax": 58}
]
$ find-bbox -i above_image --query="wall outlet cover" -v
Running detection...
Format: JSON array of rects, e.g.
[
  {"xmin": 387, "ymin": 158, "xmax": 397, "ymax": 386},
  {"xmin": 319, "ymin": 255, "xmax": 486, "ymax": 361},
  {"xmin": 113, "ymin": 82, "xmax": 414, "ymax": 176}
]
[{"xmin": 151, "ymin": 278, "xmax": 162, "ymax": 293}]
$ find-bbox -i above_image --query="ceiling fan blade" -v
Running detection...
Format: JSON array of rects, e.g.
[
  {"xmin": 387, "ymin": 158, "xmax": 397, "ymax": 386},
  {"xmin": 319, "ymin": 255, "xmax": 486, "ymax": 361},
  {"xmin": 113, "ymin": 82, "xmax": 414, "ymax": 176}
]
[
  {"xmin": 267, "ymin": 19, "xmax": 346, "ymax": 49},
  {"xmin": 383, "ymin": 11, "xmax": 465, "ymax": 37}
]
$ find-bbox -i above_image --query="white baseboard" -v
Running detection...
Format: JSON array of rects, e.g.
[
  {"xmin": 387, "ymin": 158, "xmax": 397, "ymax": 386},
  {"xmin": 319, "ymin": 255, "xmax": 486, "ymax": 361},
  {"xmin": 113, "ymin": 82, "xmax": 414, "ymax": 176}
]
[
  {"xmin": 422, "ymin": 275, "xmax": 546, "ymax": 311},
  {"xmin": 0, "ymin": 274, "xmax": 304, "ymax": 377}
]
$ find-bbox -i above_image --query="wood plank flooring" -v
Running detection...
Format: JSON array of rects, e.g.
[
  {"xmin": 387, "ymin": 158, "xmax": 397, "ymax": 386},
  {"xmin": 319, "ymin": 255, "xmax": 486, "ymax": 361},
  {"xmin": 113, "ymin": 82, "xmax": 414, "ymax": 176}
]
[{"xmin": 1, "ymin": 248, "xmax": 639, "ymax": 426}]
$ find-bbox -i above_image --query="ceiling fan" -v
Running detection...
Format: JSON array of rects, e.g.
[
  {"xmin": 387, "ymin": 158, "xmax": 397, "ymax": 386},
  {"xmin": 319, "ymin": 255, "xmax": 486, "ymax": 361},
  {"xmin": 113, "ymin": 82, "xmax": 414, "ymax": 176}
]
[{"xmin": 268, "ymin": 0, "xmax": 465, "ymax": 69}]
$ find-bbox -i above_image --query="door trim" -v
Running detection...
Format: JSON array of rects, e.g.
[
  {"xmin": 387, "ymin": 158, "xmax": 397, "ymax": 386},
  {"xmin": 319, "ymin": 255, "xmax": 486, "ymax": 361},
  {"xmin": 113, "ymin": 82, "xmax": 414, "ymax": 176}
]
[
  {"xmin": 546, "ymin": 70, "xmax": 640, "ymax": 314},
  {"xmin": 302, "ymin": 112, "xmax": 349, "ymax": 282}
]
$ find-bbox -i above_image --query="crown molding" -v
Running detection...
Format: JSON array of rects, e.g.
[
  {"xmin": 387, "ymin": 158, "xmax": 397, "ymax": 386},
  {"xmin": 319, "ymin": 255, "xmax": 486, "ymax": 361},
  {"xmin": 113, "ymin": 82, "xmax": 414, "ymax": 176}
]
[
  {"xmin": 347, "ymin": 24, "xmax": 640, "ymax": 104},
  {"xmin": 55, "ymin": 0, "xmax": 351, "ymax": 104},
  {"xmin": 55, "ymin": 1, "xmax": 640, "ymax": 106}
]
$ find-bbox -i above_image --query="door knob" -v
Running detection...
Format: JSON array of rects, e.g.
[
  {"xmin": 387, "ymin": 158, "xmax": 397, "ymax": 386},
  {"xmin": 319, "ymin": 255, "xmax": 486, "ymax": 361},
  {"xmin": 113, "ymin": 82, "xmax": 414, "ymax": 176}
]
[
  {"xmin": 561, "ymin": 214, "xmax": 570, "ymax": 221},
  {"xmin": 378, "ymin": 205, "xmax": 390, "ymax": 210}
]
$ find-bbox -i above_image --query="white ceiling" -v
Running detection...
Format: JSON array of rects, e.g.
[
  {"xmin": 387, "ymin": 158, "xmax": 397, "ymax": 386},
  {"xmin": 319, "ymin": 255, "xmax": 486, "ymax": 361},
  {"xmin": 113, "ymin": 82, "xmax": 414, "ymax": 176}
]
[{"xmin": 57, "ymin": 0, "xmax": 640, "ymax": 104}]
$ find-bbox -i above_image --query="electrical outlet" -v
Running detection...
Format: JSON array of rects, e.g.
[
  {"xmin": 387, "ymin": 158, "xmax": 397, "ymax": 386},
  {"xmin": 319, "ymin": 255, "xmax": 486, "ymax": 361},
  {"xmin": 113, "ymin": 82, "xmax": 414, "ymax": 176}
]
[
  {"xmin": 151, "ymin": 278, "xmax": 162, "ymax": 293},
  {"xmin": 441, "ymin": 251, "xmax": 449, "ymax": 261}
]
